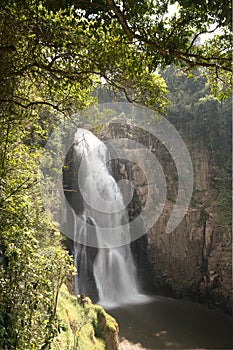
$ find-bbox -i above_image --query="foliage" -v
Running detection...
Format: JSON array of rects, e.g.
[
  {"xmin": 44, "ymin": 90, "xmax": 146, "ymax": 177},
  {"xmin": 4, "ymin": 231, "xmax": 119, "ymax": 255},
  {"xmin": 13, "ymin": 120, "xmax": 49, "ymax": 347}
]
[
  {"xmin": 162, "ymin": 66, "xmax": 231, "ymax": 164},
  {"xmin": 0, "ymin": 103, "xmax": 75, "ymax": 348},
  {"xmin": 0, "ymin": 238, "xmax": 73, "ymax": 349},
  {"xmin": 0, "ymin": 0, "xmax": 169, "ymax": 115},
  {"xmin": 104, "ymin": 0, "xmax": 232, "ymax": 96},
  {"xmin": 1, "ymin": 0, "xmax": 231, "ymax": 118}
]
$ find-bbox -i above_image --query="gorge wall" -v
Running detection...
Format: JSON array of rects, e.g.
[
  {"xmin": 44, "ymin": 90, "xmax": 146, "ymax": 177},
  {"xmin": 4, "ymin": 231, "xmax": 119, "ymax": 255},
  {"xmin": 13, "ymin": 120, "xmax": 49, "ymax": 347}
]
[{"xmin": 103, "ymin": 122, "xmax": 232, "ymax": 315}]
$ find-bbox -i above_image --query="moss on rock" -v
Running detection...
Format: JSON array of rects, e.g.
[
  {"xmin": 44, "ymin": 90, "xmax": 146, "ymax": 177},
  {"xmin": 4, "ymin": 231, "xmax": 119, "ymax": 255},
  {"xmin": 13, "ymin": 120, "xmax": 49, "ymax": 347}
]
[{"xmin": 51, "ymin": 284, "xmax": 119, "ymax": 350}]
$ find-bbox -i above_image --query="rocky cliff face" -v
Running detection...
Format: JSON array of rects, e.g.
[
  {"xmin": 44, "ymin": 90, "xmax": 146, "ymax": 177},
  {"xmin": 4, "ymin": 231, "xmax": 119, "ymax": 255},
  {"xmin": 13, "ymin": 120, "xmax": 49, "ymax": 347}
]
[
  {"xmin": 148, "ymin": 205, "xmax": 232, "ymax": 314},
  {"xmin": 103, "ymin": 123, "xmax": 232, "ymax": 315}
]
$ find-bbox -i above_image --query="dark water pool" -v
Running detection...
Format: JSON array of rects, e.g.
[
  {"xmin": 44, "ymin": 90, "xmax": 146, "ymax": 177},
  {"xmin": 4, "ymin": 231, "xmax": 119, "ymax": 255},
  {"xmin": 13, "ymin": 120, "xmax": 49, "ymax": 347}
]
[{"xmin": 107, "ymin": 296, "xmax": 233, "ymax": 349}]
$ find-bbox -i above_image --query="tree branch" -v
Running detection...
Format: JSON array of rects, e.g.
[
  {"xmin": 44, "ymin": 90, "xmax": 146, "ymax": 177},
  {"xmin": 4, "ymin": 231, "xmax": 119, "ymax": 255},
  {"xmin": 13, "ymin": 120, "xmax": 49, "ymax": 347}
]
[
  {"xmin": 186, "ymin": 25, "xmax": 220, "ymax": 53},
  {"xmin": 106, "ymin": 0, "xmax": 232, "ymax": 73},
  {"xmin": 0, "ymin": 98, "xmax": 64, "ymax": 113},
  {"xmin": 106, "ymin": 0, "xmax": 134, "ymax": 40}
]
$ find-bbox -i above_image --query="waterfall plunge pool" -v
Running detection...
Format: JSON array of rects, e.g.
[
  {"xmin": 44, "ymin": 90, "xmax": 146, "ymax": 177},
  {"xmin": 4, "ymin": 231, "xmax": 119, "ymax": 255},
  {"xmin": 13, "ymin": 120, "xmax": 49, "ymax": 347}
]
[{"xmin": 107, "ymin": 296, "xmax": 233, "ymax": 349}]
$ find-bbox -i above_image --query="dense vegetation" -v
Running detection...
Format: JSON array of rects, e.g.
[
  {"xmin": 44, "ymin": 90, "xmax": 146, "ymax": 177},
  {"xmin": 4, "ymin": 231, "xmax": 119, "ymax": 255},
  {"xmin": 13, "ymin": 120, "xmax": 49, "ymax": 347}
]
[
  {"xmin": 52, "ymin": 284, "xmax": 118, "ymax": 350},
  {"xmin": 0, "ymin": 0, "xmax": 232, "ymax": 349}
]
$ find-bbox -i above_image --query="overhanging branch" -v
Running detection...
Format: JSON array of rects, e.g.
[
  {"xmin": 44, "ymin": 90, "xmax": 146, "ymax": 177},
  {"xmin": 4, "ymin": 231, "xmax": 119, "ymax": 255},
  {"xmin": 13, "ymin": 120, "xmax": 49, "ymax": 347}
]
[
  {"xmin": 106, "ymin": 0, "xmax": 232, "ymax": 73},
  {"xmin": 0, "ymin": 98, "xmax": 64, "ymax": 113}
]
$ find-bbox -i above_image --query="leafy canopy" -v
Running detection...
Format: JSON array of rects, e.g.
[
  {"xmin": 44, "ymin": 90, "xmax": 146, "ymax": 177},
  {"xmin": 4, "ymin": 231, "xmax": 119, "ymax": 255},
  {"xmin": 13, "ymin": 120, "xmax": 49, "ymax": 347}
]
[{"xmin": 0, "ymin": 0, "xmax": 231, "ymax": 116}]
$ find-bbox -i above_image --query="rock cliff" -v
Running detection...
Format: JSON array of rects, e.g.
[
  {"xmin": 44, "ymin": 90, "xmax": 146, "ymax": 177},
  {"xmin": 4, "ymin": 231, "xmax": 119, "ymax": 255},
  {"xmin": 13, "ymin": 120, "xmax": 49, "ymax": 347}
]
[{"xmin": 103, "ymin": 122, "xmax": 232, "ymax": 315}]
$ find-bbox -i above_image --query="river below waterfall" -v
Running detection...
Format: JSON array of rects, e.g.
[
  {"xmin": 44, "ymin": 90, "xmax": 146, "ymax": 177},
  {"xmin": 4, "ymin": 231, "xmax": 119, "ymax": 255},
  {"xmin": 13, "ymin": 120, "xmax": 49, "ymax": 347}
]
[{"xmin": 107, "ymin": 296, "xmax": 233, "ymax": 349}]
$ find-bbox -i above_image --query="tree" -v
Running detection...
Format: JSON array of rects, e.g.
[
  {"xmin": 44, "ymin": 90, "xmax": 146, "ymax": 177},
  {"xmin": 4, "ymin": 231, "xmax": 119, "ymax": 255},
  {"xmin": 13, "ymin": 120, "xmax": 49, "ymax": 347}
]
[
  {"xmin": 105, "ymin": 0, "xmax": 231, "ymax": 96},
  {"xmin": 0, "ymin": 0, "xmax": 231, "ymax": 117},
  {"xmin": 0, "ymin": 0, "xmax": 169, "ymax": 115},
  {"xmin": 0, "ymin": 104, "xmax": 75, "ymax": 348}
]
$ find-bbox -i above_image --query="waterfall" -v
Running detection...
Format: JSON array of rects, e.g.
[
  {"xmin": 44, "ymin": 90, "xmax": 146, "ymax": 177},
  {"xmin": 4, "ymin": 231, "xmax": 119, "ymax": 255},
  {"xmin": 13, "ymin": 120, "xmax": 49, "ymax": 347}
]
[{"xmin": 72, "ymin": 128, "xmax": 146, "ymax": 308}]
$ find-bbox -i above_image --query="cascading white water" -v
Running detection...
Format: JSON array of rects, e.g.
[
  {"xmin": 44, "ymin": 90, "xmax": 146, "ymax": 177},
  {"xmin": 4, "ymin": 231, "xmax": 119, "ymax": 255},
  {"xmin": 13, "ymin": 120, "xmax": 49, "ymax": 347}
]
[
  {"xmin": 73, "ymin": 128, "xmax": 147, "ymax": 308},
  {"xmin": 72, "ymin": 209, "xmax": 88, "ymax": 297}
]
